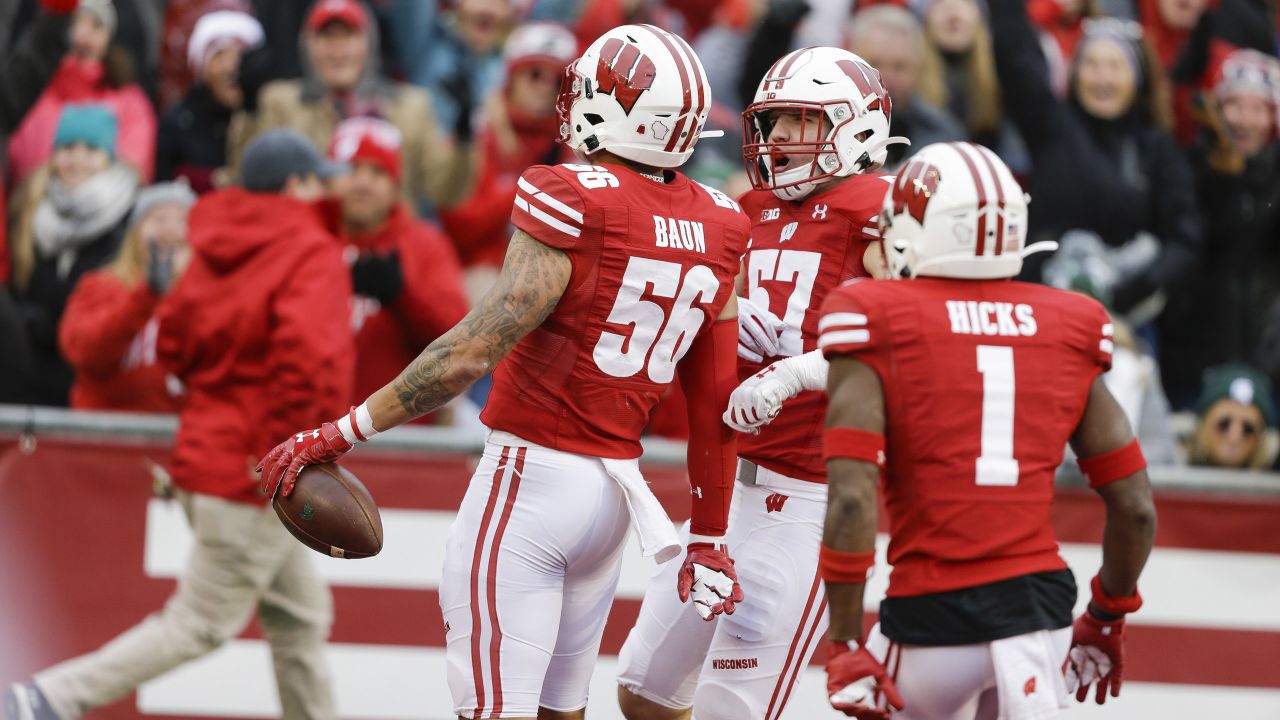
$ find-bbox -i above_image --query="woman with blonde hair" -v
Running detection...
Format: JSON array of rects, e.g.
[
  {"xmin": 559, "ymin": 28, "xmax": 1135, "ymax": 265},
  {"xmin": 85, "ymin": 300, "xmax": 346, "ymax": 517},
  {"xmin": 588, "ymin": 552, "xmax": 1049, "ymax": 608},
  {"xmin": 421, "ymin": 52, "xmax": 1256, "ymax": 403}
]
[
  {"xmin": 917, "ymin": 0, "xmax": 1026, "ymax": 168},
  {"xmin": 8, "ymin": 103, "xmax": 139, "ymax": 406},
  {"xmin": 58, "ymin": 181, "xmax": 196, "ymax": 412}
]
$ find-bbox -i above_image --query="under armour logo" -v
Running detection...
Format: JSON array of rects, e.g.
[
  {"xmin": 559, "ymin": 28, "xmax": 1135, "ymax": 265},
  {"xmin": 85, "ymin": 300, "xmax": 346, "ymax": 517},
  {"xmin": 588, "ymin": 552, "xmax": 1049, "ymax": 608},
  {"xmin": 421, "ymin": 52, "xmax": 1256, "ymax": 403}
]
[
  {"xmin": 779, "ymin": 221, "xmax": 798, "ymax": 243},
  {"xmin": 1023, "ymin": 676, "xmax": 1036, "ymax": 696},
  {"xmin": 812, "ymin": 204, "xmax": 828, "ymax": 220},
  {"xmin": 765, "ymin": 493, "xmax": 789, "ymax": 513}
]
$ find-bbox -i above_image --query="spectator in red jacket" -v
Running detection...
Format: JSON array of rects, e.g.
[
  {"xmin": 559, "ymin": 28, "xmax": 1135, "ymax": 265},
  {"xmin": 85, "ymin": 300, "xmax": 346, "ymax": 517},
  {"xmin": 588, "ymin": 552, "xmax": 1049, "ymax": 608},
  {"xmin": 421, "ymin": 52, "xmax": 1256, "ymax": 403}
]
[
  {"xmin": 58, "ymin": 181, "xmax": 196, "ymax": 412},
  {"xmin": 323, "ymin": 116, "xmax": 469, "ymax": 404},
  {"xmin": 5, "ymin": 129, "xmax": 350, "ymax": 720},
  {"xmin": 438, "ymin": 20, "xmax": 576, "ymax": 301}
]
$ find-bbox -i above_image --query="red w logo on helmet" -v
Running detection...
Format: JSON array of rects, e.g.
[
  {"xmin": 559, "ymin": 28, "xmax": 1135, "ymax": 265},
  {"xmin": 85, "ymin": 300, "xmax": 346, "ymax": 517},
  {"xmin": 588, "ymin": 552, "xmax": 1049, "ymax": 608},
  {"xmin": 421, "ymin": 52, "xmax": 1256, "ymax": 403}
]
[
  {"xmin": 891, "ymin": 159, "xmax": 942, "ymax": 225},
  {"xmin": 836, "ymin": 58, "xmax": 892, "ymax": 119},
  {"xmin": 595, "ymin": 37, "xmax": 657, "ymax": 115}
]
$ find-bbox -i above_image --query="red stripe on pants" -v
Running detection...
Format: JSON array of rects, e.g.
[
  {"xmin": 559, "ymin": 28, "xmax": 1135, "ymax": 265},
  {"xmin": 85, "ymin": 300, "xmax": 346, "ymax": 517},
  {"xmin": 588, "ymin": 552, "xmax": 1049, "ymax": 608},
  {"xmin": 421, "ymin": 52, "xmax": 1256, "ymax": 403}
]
[
  {"xmin": 765, "ymin": 569, "xmax": 824, "ymax": 720},
  {"xmin": 471, "ymin": 446, "xmax": 511, "ymax": 718},
  {"xmin": 485, "ymin": 447, "xmax": 527, "ymax": 717}
]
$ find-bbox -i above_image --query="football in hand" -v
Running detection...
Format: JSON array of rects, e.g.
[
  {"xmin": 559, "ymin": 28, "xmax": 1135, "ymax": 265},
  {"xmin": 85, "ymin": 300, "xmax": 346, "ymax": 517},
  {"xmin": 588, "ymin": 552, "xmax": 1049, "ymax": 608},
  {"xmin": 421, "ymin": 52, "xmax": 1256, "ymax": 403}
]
[{"xmin": 272, "ymin": 462, "xmax": 383, "ymax": 559}]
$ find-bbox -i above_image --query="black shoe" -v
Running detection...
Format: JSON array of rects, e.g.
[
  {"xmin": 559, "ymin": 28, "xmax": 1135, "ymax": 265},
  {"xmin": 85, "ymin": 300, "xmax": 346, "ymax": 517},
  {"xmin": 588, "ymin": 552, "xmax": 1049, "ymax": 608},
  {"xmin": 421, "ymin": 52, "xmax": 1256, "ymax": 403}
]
[{"xmin": 4, "ymin": 683, "xmax": 60, "ymax": 720}]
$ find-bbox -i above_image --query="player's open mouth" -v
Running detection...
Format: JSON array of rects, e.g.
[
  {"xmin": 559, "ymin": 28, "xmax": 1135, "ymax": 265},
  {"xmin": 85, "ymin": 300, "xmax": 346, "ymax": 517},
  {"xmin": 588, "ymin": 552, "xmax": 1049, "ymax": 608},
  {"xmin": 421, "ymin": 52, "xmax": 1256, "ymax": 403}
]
[{"xmin": 772, "ymin": 154, "xmax": 792, "ymax": 170}]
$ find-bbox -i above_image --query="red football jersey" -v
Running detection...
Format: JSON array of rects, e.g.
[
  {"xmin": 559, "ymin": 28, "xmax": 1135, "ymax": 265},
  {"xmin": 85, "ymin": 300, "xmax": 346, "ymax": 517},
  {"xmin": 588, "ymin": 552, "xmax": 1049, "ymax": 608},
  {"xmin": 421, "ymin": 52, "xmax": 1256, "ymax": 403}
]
[
  {"xmin": 736, "ymin": 173, "xmax": 893, "ymax": 482},
  {"xmin": 819, "ymin": 277, "xmax": 1113, "ymax": 597},
  {"xmin": 481, "ymin": 163, "xmax": 750, "ymax": 459}
]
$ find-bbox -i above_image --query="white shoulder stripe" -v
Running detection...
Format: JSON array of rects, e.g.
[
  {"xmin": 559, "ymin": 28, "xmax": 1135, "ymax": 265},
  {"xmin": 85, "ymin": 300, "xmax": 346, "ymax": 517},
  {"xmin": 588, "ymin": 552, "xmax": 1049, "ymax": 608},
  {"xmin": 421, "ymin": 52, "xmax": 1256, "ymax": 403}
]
[
  {"xmin": 819, "ymin": 329, "xmax": 871, "ymax": 348},
  {"xmin": 514, "ymin": 194, "xmax": 582, "ymax": 238},
  {"xmin": 1102, "ymin": 323, "xmax": 1114, "ymax": 337},
  {"xmin": 818, "ymin": 313, "xmax": 868, "ymax": 331},
  {"xmin": 517, "ymin": 177, "xmax": 584, "ymax": 223},
  {"xmin": 1100, "ymin": 339, "xmax": 1115, "ymax": 354}
]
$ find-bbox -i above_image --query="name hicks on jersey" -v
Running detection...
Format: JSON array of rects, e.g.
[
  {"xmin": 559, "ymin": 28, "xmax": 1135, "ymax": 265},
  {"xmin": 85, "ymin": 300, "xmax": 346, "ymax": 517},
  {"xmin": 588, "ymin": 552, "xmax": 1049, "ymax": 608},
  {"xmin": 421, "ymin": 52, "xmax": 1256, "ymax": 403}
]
[
  {"xmin": 946, "ymin": 300, "xmax": 1038, "ymax": 337},
  {"xmin": 654, "ymin": 215, "xmax": 706, "ymax": 253}
]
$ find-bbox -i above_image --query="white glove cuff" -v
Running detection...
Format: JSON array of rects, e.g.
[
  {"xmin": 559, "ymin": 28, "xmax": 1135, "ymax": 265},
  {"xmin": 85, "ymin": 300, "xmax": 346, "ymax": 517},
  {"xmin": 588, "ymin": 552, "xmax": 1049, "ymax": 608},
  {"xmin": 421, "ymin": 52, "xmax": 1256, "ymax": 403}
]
[
  {"xmin": 688, "ymin": 533, "xmax": 726, "ymax": 548},
  {"xmin": 774, "ymin": 349, "xmax": 830, "ymax": 393},
  {"xmin": 335, "ymin": 402, "xmax": 379, "ymax": 444}
]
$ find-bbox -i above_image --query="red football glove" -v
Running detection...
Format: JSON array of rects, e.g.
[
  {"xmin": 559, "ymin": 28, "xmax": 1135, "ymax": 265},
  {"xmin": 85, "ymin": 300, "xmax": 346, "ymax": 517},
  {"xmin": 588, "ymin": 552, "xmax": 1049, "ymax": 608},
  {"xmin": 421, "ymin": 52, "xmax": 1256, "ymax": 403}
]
[
  {"xmin": 1066, "ymin": 610, "xmax": 1126, "ymax": 704},
  {"xmin": 676, "ymin": 540, "xmax": 744, "ymax": 621},
  {"xmin": 826, "ymin": 641, "xmax": 905, "ymax": 719},
  {"xmin": 39, "ymin": 0, "xmax": 79, "ymax": 14},
  {"xmin": 257, "ymin": 422, "xmax": 352, "ymax": 498}
]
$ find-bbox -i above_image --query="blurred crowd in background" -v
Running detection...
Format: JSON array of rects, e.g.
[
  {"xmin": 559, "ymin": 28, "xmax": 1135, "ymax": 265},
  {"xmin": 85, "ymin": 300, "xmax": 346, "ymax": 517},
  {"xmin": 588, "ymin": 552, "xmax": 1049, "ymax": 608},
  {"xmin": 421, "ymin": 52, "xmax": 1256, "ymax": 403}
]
[{"xmin": 1, "ymin": 0, "xmax": 1278, "ymax": 472}]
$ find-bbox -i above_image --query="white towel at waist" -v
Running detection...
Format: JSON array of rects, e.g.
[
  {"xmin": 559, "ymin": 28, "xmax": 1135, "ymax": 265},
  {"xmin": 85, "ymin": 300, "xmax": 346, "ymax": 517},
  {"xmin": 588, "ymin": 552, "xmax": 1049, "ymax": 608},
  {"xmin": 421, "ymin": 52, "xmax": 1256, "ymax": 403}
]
[
  {"xmin": 600, "ymin": 457, "xmax": 682, "ymax": 564},
  {"xmin": 989, "ymin": 628, "xmax": 1071, "ymax": 720}
]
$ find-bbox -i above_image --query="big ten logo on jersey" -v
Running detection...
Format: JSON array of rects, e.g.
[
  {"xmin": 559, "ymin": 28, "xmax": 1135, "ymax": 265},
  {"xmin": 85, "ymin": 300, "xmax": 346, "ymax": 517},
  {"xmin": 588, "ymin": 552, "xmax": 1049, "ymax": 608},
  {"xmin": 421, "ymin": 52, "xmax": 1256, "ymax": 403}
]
[
  {"xmin": 653, "ymin": 216, "xmax": 706, "ymax": 253},
  {"xmin": 761, "ymin": 207, "xmax": 781, "ymax": 222},
  {"xmin": 593, "ymin": 257, "xmax": 719, "ymax": 383},
  {"xmin": 747, "ymin": 246, "xmax": 821, "ymax": 357},
  {"xmin": 946, "ymin": 300, "xmax": 1037, "ymax": 337},
  {"xmin": 563, "ymin": 163, "xmax": 619, "ymax": 190}
]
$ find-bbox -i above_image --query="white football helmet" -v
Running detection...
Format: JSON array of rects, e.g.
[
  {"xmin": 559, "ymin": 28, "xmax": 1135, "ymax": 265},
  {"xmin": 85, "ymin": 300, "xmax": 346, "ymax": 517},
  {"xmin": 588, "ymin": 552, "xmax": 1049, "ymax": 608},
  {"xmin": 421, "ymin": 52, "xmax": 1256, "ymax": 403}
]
[
  {"xmin": 743, "ymin": 46, "xmax": 908, "ymax": 201},
  {"xmin": 881, "ymin": 142, "xmax": 1057, "ymax": 280},
  {"xmin": 557, "ymin": 24, "xmax": 713, "ymax": 169}
]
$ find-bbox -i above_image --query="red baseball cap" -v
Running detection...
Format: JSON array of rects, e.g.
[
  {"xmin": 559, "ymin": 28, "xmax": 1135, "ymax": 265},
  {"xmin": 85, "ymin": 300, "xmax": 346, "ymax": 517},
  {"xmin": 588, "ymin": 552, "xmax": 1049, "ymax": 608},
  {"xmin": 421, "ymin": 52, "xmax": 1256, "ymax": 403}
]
[
  {"xmin": 329, "ymin": 116, "xmax": 403, "ymax": 181},
  {"xmin": 306, "ymin": 0, "xmax": 368, "ymax": 32}
]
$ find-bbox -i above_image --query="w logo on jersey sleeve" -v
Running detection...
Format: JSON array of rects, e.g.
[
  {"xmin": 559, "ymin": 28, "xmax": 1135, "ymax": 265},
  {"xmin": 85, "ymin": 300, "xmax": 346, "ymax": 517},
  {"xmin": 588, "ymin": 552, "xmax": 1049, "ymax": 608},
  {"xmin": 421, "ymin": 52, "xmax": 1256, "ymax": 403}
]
[{"xmin": 595, "ymin": 37, "xmax": 657, "ymax": 115}]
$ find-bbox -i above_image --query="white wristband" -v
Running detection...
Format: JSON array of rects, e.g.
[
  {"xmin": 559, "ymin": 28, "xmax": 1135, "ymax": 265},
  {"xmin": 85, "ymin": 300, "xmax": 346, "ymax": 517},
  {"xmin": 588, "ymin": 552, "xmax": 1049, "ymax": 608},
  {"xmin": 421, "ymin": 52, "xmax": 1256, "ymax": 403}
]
[
  {"xmin": 688, "ymin": 533, "xmax": 726, "ymax": 548},
  {"xmin": 335, "ymin": 402, "xmax": 379, "ymax": 444},
  {"xmin": 774, "ymin": 349, "xmax": 830, "ymax": 393}
]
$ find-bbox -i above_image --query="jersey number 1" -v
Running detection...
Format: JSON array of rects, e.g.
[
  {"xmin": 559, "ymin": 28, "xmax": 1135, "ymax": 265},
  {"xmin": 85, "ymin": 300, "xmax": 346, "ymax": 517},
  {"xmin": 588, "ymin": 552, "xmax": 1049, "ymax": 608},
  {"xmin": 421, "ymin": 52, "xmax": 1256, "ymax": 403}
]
[
  {"xmin": 976, "ymin": 345, "xmax": 1020, "ymax": 486},
  {"xmin": 593, "ymin": 257, "xmax": 719, "ymax": 383}
]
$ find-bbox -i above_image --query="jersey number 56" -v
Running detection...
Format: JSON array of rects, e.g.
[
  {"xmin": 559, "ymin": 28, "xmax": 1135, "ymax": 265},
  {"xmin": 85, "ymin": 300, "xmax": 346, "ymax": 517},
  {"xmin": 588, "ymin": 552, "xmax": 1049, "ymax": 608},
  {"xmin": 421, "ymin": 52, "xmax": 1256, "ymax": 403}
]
[{"xmin": 593, "ymin": 257, "xmax": 719, "ymax": 383}]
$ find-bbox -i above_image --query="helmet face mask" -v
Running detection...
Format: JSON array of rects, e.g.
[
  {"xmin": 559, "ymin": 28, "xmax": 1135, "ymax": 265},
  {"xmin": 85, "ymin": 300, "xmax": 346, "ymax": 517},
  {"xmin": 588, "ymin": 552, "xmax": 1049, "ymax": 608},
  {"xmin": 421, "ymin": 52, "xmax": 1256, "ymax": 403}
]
[
  {"xmin": 741, "ymin": 47, "xmax": 907, "ymax": 201},
  {"xmin": 556, "ymin": 25, "xmax": 711, "ymax": 169}
]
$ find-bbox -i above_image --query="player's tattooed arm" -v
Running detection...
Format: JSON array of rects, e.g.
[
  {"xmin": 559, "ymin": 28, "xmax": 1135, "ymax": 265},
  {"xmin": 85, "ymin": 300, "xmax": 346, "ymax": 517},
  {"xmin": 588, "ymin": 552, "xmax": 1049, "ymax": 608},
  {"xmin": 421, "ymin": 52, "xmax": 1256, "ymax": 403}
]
[
  {"xmin": 366, "ymin": 229, "xmax": 572, "ymax": 428},
  {"xmin": 822, "ymin": 356, "xmax": 884, "ymax": 642}
]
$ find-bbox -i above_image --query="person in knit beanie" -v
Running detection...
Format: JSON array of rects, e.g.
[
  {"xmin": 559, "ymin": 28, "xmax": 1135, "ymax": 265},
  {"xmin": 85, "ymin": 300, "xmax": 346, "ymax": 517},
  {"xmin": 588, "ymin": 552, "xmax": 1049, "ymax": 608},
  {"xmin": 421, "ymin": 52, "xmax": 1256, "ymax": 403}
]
[
  {"xmin": 7, "ymin": 102, "xmax": 140, "ymax": 406},
  {"xmin": 1187, "ymin": 363, "xmax": 1278, "ymax": 469},
  {"xmin": 58, "ymin": 180, "xmax": 197, "ymax": 411}
]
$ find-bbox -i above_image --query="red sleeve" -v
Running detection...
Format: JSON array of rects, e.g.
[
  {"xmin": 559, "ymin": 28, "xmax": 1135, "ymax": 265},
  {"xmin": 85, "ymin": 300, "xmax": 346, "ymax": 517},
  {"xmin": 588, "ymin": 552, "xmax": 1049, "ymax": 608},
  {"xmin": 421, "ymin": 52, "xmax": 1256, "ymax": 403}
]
[
  {"xmin": 264, "ymin": 238, "xmax": 356, "ymax": 443},
  {"xmin": 818, "ymin": 280, "xmax": 882, "ymax": 362},
  {"xmin": 511, "ymin": 165, "xmax": 587, "ymax": 250},
  {"xmin": 391, "ymin": 221, "xmax": 470, "ymax": 346},
  {"xmin": 59, "ymin": 271, "xmax": 159, "ymax": 377},
  {"xmin": 1090, "ymin": 301, "xmax": 1115, "ymax": 373},
  {"xmin": 678, "ymin": 317, "xmax": 739, "ymax": 538}
]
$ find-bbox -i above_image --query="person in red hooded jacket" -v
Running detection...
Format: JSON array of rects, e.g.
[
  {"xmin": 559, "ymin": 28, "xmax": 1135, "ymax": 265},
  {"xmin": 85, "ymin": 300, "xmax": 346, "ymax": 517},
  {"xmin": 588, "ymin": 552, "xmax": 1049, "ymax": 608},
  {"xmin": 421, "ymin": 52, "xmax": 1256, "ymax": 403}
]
[
  {"xmin": 5, "ymin": 129, "xmax": 350, "ymax": 720},
  {"xmin": 321, "ymin": 116, "xmax": 469, "ymax": 407}
]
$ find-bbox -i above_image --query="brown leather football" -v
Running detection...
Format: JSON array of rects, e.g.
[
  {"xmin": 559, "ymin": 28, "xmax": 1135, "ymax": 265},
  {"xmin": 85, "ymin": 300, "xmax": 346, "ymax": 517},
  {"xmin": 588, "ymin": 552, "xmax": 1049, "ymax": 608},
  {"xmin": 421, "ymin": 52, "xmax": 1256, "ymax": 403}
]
[{"xmin": 272, "ymin": 462, "xmax": 383, "ymax": 559}]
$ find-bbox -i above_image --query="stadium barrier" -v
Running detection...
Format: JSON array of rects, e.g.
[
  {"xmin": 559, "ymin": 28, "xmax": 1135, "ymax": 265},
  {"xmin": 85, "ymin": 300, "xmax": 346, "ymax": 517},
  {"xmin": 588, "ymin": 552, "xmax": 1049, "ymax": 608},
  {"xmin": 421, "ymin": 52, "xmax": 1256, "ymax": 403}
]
[{"xmin": 2, "ymin": 405, "xmax": 1278, "ymax": 719}]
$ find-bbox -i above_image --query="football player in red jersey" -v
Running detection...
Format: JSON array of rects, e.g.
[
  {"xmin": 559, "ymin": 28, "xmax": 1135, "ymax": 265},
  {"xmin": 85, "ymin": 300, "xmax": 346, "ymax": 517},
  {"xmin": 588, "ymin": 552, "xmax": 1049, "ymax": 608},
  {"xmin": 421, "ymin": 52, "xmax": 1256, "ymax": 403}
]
[
  {"xmin": 257, "ymin": 25, "xmax": 750, "ymax": 720},
  {"xmin": 616, "ymin": 47, "xmax": 908, "ymax": 720},
  {"xmin": 814, "ymin": 142, "xmax": 1156, "ymax": 719}
]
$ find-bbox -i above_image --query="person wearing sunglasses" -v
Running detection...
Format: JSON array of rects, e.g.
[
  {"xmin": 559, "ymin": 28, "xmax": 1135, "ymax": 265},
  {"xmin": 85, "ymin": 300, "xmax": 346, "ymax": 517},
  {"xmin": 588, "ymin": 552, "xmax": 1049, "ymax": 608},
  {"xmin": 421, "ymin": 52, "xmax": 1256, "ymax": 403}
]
[{"xmin": 1188, "ymin": 363, "xmax": 1277, "ymax": 470}]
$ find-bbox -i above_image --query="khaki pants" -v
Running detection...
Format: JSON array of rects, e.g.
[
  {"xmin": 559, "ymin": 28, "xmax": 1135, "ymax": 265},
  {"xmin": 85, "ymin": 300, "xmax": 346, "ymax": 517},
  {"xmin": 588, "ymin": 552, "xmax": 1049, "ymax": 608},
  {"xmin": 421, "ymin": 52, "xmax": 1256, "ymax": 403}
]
[{"xmin": 35, "ymin": 490, "xmax": 335, "ymax": 719}]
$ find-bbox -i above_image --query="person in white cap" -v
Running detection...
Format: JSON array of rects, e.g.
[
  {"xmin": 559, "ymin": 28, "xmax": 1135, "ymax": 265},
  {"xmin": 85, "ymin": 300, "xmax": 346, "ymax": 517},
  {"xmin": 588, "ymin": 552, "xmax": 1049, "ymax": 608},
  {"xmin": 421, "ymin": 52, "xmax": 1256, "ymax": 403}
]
[{"xmin": 155, "ymin": 8, "xmax": 263, "ymax": 193}]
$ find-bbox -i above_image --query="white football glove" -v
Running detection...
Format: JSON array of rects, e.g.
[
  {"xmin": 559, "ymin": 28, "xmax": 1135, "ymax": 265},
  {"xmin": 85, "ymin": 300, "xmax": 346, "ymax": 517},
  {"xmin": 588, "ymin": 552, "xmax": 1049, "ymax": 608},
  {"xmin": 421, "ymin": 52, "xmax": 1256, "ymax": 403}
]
[
  {"xmin": 723, "ymin": 350, "xmax": 830, "ymax": 434},
  {"xmin": 737, "ymin": 295, "xmax": 785, "ymax": 363}
]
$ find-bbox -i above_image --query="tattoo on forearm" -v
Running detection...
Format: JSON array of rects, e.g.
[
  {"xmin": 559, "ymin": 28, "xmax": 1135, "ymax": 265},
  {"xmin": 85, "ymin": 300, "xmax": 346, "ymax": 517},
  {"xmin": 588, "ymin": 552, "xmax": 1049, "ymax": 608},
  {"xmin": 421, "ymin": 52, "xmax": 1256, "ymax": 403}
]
[{"xmin": 390, "ymin": 232, "xmax": 569, "ymax": 418}]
